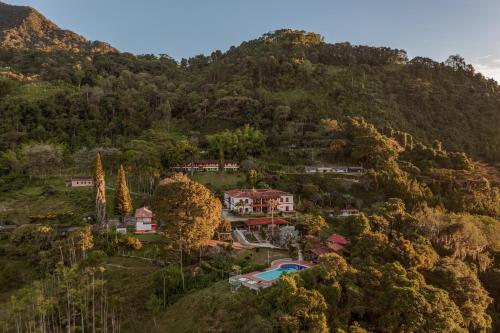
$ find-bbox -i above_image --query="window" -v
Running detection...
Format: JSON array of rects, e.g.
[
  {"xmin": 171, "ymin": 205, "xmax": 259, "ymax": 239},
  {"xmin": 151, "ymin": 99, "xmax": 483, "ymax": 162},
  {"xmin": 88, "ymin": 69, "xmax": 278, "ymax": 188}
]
[
  {"xmin": 286, "ymin": 206, "xmax": 289, "ymax": 211},
  {"xmin": 245, "ymin": 199, "xmax": 249, "ymax": 204},
  {"xmin": 285, "ymin": 197, "xmax": 289, "ymax": 203}
]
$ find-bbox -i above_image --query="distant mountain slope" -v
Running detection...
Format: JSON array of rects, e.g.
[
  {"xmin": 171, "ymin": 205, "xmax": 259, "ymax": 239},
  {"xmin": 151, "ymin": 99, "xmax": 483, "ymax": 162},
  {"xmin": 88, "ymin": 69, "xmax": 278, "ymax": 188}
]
[
  {"xmin": 0, "ymin": 1, "xmax": 116, "ymax": 53},
  {"xmin": 176, "ymin": 30, "xmax": 500, "ymax": 162},
  {"xmin": 0, "ymin": 20, "xmax": 499, "ymax": 162}
]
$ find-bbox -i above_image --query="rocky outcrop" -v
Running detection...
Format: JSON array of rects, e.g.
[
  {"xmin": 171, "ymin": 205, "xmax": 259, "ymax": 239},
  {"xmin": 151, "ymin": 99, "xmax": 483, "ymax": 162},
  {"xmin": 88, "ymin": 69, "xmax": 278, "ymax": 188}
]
[{"xmin": 0, "ymin": 1, "xmax": 116, "ymax": 53}]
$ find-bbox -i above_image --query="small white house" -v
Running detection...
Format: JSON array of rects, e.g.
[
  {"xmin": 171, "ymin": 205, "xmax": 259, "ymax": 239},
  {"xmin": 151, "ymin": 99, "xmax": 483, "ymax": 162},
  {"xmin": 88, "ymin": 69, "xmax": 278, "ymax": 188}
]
[
  {"xmin": 69, "ymin": 176, "xmax": 94, "ymax": 187},
  {"xmin": 134, "ymin": 207, "xmax": 157, "ymax": 233},
  {"xmin": 338, "ymin": 209, "xmax": 360, "ymax": 217}
]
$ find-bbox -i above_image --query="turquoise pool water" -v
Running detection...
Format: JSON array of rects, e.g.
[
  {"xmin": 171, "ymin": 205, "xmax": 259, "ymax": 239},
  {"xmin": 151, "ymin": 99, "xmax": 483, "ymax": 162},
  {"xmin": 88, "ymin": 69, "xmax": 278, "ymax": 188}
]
[{"xmin": 254, "ymin": 264, "xmax": 307, "ymax": 281}]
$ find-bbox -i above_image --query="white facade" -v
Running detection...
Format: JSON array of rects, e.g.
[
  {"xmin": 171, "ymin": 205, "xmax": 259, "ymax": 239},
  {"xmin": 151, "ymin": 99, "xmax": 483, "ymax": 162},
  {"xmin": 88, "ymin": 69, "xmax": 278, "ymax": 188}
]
[
  {"xmin": 224, "ymin": 190, "xmax": 294, "ymax": 214},
  {"xmin": 135, "ymin": 221, "xmax": 152, "ymax": 232},
  {"xmin": 224, "ymin": 194, "xmax": 253, "ymax": 213},
  {"xmin": 305, "ymin": 166, "xmax": 349, "ymax": 174},
  {"xmin": 70, "ymin": 177, "xmax": 94, "ymax": 187},
  {"xmin": 305, "ymin": 166, "xmax": 364, "ymax": 174},
  {"xmin": 277, "ymin": 195, "xmax": 294, "ymax": 213},
  {"xmin": 338, "ymin": 209, "xmax": 360, "ymax": 217}
]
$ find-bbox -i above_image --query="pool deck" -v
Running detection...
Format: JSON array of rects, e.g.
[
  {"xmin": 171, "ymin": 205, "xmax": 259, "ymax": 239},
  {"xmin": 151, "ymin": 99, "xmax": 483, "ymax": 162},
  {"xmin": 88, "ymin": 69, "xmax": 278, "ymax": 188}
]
[{"xmin": 229, "ymin": 258, "xmax": 314, "ymax": 290}]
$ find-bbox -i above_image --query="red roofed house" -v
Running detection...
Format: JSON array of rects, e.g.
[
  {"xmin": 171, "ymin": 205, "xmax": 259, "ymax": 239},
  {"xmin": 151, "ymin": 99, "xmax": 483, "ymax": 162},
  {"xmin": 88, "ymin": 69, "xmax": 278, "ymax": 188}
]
[
  {"xmin": 134, "ymin": 207, "xmax": 157, "ymax": 233},
  {"xmin": 304, "ymin": 235, "xmax": 321, "ymax": 245},
  {"xmin": 327, "ymin": 234, "xmax": 350, "ymax": 246},
  {"xmin": 224, "ymin": 189, "xmax": 294, "ymax": 214},
  {"xmin": 310, "ymin": 246, "xmax": 334, "ymax": 257},
  {"xmin": 308, "ymin": 233, "xmax": 350, "ymax": 261},
  {"xmin": 244, "ymin": 217, "xmax": 288, "ymax": 231}
]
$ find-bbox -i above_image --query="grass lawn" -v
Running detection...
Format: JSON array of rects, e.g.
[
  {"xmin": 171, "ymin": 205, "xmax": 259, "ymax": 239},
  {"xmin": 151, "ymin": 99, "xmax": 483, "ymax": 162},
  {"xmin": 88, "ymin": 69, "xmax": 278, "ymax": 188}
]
[
  {"xmin": 0, "ymin": 174, "xmax": 147, "ymax": 225},
  {"xmin": 0, "ymin": 175, "xmax": 94, "ymax": 224},
  {"xmin": 148, "ymin": 281, "xmax": 238, "ymax": 333},
  {"xmin": 244, "ymin": 233, "xmax": 258, "ymax": 242},
  {"xmin": 234, "ymin": 247, "xmax": 290, "ymax": 266},
  {"xmin": 134, "ymin": 233, "xmax": 164, "ymax": 243},
  {"xmin": 104, "ymin": 256, "xmax": 162, "ymax": 331},
  {"xmin": 191, "ymin": 172, "xmax": 244, "ymax": 191}
]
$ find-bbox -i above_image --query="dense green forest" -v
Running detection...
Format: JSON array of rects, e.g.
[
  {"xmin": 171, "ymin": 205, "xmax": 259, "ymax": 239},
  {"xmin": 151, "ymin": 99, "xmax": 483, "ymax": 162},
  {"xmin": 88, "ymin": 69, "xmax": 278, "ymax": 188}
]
[
  {"xmin": 1, "ymin": 29, "xmax": 500, "ymax": 332},
  {"xmin": 1, "ymin": 29, "xmax": 500, "ymax": 161}
]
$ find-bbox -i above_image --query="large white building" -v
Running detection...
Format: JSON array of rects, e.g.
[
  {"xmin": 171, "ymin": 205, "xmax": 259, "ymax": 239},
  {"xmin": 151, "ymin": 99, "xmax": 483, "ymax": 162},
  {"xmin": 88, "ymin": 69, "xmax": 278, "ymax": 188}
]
[{"xmin": 224, "ymin": 189, "xmax": 294, "ymax": 214}]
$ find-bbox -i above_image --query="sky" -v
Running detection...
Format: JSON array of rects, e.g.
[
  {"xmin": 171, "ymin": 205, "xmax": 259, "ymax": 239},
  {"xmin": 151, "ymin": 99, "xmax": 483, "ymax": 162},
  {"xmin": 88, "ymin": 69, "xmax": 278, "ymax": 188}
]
[{"xmin": 7, "ymin": 0, "xmax": 500, "ymax": 80}]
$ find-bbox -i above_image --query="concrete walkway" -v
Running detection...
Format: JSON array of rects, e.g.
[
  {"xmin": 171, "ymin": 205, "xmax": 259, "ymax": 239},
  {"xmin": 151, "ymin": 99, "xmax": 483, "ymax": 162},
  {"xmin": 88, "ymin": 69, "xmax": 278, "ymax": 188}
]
[{"xmin": 232, "ymin": 229, "xmax": 279, "ymax": 249}]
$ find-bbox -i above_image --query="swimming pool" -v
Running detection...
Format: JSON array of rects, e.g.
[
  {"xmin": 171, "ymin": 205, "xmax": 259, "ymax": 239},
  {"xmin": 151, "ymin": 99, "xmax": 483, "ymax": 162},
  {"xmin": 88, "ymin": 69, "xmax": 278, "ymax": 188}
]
[{"xmin": 254, "ymin": 263, "xmax": 308, "ymax": 281}]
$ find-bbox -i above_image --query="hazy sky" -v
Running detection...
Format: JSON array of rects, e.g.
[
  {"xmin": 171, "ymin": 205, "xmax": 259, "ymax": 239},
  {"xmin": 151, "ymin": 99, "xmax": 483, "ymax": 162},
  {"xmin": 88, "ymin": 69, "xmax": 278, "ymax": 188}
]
[{"xmin": 7, "ymin": 0, "xmax": 500, "ymax": 80}]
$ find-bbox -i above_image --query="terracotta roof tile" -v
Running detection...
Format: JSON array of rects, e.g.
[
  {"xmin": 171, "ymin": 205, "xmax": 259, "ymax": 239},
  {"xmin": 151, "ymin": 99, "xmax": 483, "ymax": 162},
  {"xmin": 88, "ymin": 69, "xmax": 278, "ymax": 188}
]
[
  {"xmin": 135, "ymin": 207, "xmax": 153, "ymax": 218},
  {"xmin": 244, "ymin": 218, "xmax": 288, "ymax": 226},
  {"xmin": 327, "ymin": 234, "xmax": 350, "ymax": 245},
  {"xmin": 225, "ymin": 188, "xmax": 291, "ymax": 199}
]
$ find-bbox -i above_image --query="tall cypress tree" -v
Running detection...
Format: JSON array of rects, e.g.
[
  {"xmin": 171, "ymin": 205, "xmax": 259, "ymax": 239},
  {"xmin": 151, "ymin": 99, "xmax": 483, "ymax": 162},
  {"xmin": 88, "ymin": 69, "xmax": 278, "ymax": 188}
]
[
  {"xmin": 95, "ymin": 153, "xmax": 106, "ymax": 225},
  {"xmin": 114, "ymin": 165, "xmax": 132, "ymax": 221}
]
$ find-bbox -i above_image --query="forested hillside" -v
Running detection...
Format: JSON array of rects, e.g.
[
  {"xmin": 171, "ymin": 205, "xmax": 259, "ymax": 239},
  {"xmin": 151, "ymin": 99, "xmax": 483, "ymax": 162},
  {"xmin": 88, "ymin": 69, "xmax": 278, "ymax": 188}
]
[
  {"xmin": 1, "ymin": 29, "xmax": 500, "ymax": 162},
  {"xmin": 1, "ymin": 21, "xmax": 500, "ymax": 333}
]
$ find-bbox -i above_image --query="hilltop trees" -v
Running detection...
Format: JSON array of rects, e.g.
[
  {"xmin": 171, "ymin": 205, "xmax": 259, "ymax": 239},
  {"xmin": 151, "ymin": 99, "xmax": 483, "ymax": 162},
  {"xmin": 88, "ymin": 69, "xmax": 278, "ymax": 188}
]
[
  {"xmin": 261, "ymin": 275, "xmax": 329, "ymax": 333},
  {"xmin": 295, "ymin": 213, "xmax": 327, "ymax": 235},
  {"xmin": 114, "ymin": 165, "xmax": 132, "ymax": 221},
  {"xmin": 207, "ymin": 125, "xmax": 266, "ymax": 164},
  {"xmin": 95, "ymin": 153, "xmax": 106, "ymax": 225},
  {"xmin": 426, "ymin": 258, "xmax": 492, "ymax": 332},
  {"xmin": 19, "ymin": 142, "xmax": 64, "ymax": 179},
  {"xmin": 152, "ymin": 173, "xmax": 222, "ymax": 251},
  {"xmin": 252, "ymin": 198, "xmax": 496, "ymax": 332}
]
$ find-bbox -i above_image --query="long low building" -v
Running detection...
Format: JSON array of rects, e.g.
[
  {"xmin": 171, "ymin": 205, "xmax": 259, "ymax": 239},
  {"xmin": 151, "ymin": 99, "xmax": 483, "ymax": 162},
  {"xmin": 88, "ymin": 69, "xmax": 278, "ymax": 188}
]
[
  {"xmin": 68, "ymin": 176, "xmax": 94, "ymax": 187},
  {"xmin": 224, "ymin": 188, "xmax": 294, "ymax": 214},
  {"xmin": 243, "ymin": 217, "xmax": 288, "ymax": 231},
  {"xmin": 171, "ymin": 160, "xmax": 239, "ymax": 173},
  {"xmin": 304, "ymin": 166, "xmax": 365, "ymax": 174}
]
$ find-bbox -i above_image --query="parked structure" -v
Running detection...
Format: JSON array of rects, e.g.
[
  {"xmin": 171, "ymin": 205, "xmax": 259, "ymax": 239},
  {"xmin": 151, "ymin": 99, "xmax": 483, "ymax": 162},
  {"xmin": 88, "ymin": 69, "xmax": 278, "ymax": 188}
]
[
  {"xmin": 304, "ymin": 166, "xmax": 365, "ymax": 174},
  {"xmin": 171, "ymin": 160, "xmax": 239, "ymax": 173},
  {"xmin": 224, "ymin": 189, "xmax": 294, "ymax": 214},
  {"xmin": 134, "ymin": 207, "xmax": 157, "ymax": 233},
  {"xmin": 243, "ymin": 217, "xmax": 288, "ymax": 231},
  {"xmin": 68, "ymin": 176, "xmax": 94, "ymax": 187}
]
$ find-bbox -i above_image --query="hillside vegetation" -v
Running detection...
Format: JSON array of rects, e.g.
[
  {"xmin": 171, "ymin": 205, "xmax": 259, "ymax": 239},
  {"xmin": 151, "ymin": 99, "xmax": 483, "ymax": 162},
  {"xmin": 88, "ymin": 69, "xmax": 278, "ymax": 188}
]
[
  {"xmin": 1, "ymin": 29, "xmax": 500, "ymax": 162},
  {"xmin": 0, "ymin": 26, "xmax": 500, "ymax": 333}
]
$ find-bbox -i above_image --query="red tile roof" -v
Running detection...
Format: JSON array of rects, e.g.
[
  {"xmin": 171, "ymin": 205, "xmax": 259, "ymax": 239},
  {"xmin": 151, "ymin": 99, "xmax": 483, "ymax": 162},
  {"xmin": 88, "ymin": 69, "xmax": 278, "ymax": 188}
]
[
  {"xmin": 327, "ymin": 234, "xmax": 350, "ymax": 245},
  {"xmin": 310, "ymin": 246, "xmax": 334, "ymax": 256},
  {"xmin": 225, "ymin": 188, "xmax": 291, "ymax": 199},
  {"xmin": 244, "ymin": 218, "xmax": 288, "ymax": 226},
  {"xmin": 135, "ymin": 207, "xmax": 153, "ymax": 218},
  {"xmin": 304, "ymin": 235, "xmax": 321, "ymax": 244},
  {"xmin": 326, "ymin": 242, "xmax": 345, "ymax": 253}
]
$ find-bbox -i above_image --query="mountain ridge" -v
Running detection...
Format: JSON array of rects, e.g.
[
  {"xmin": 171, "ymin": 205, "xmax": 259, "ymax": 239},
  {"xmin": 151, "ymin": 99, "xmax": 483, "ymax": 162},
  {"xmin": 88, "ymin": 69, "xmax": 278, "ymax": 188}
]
[{"xmin": 0, "ymin": 1, "xmax": 116, "ymax": 54}]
